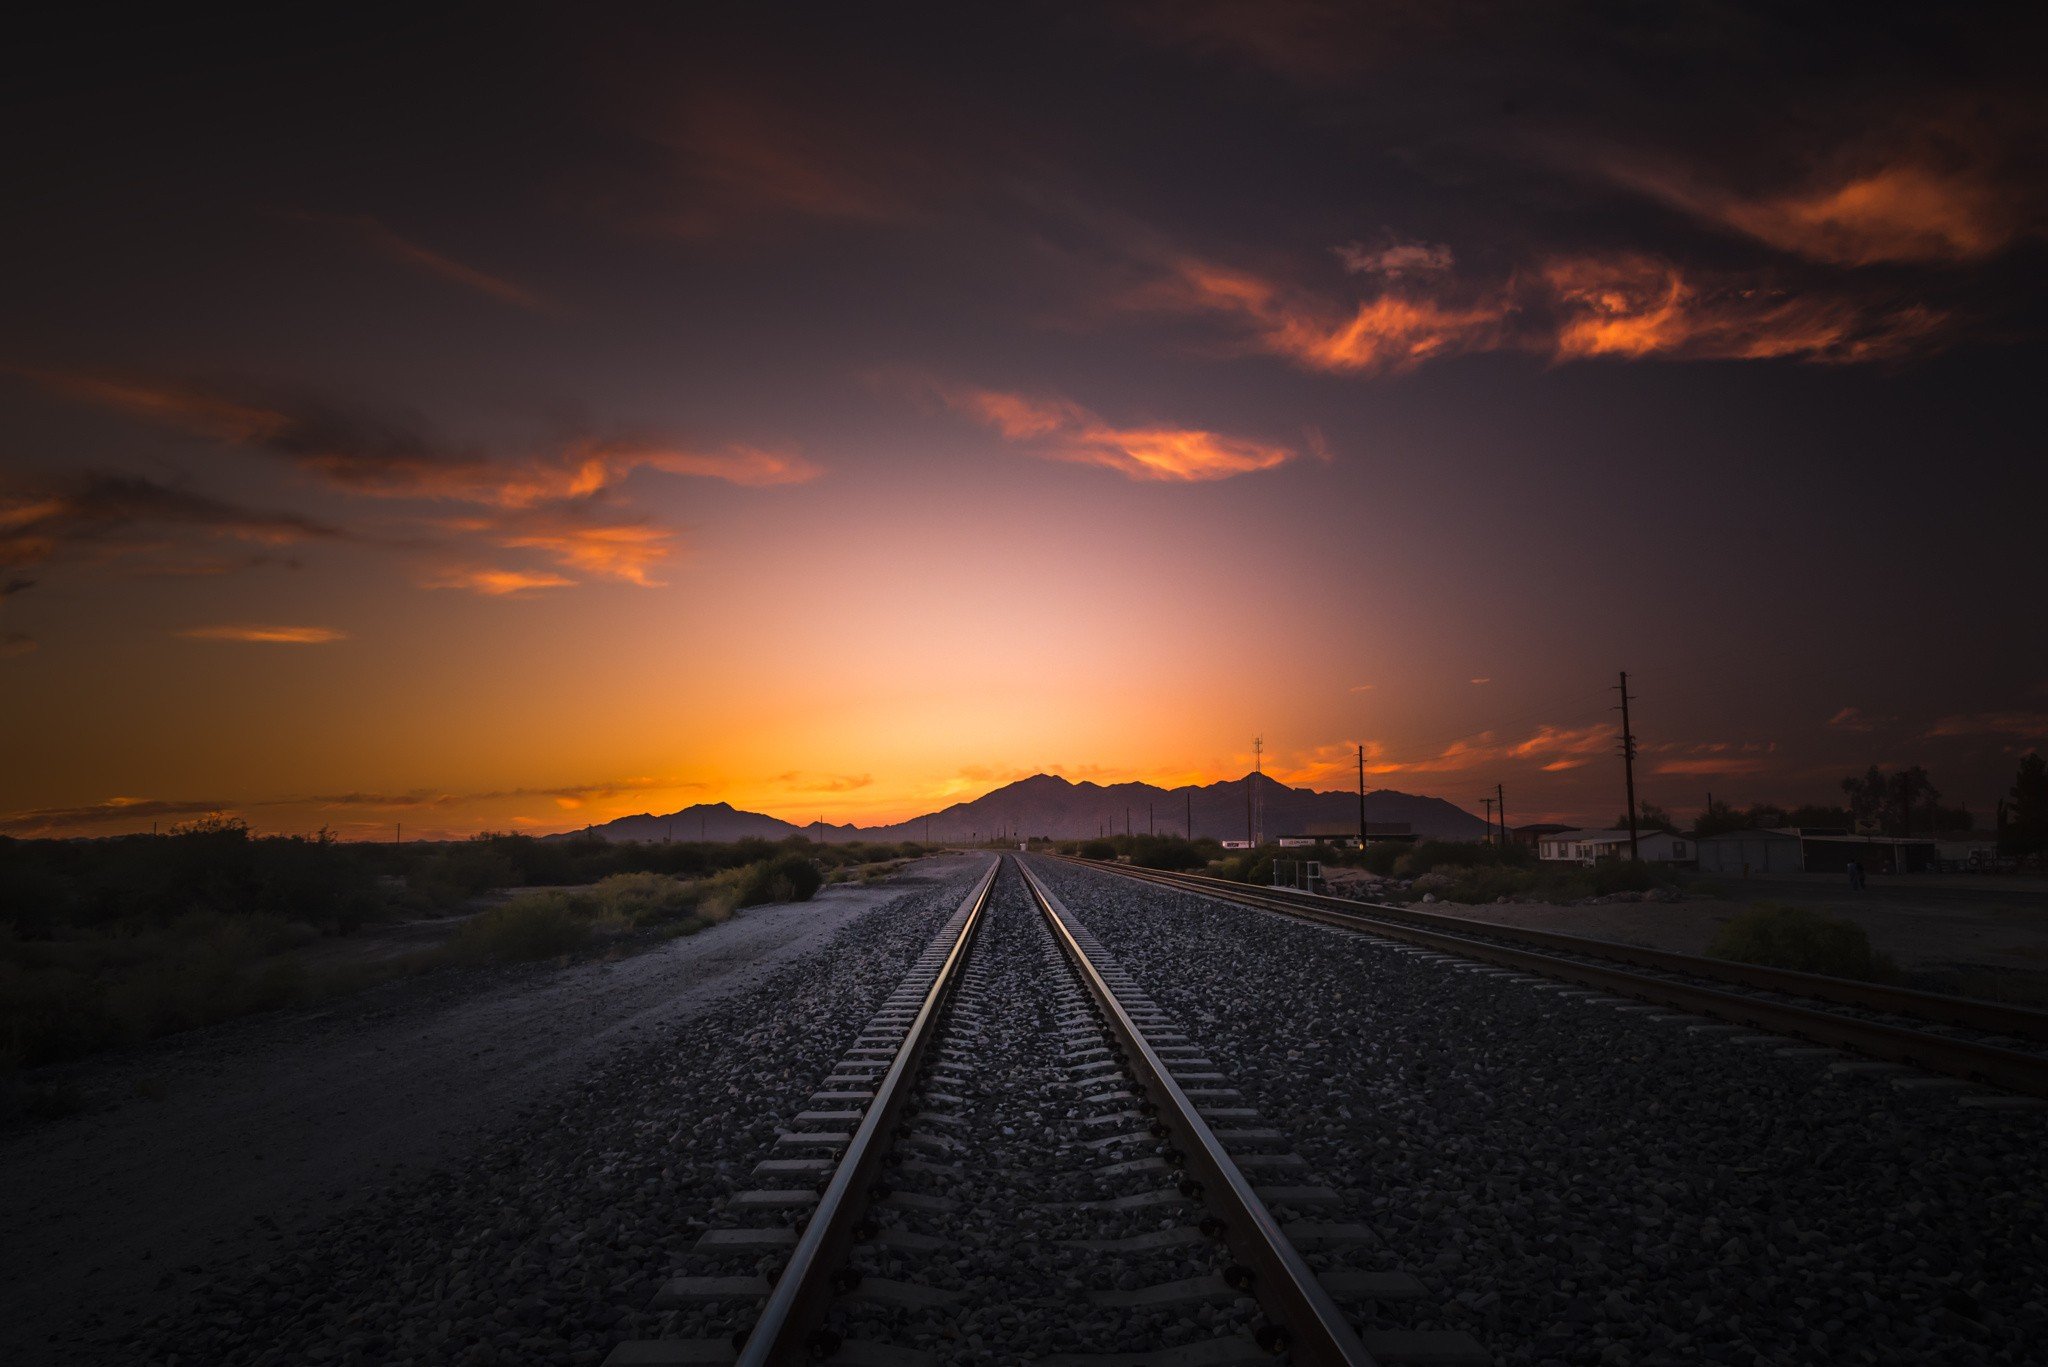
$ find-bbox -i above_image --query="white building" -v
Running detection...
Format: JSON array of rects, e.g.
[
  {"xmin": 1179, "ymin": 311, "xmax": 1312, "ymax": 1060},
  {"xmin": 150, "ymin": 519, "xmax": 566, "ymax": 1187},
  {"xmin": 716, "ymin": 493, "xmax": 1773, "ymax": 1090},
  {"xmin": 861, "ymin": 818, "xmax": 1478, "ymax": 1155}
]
[{"xmin": 1538, "ymin": 828, "xmax": 1694, "ymax": 864}]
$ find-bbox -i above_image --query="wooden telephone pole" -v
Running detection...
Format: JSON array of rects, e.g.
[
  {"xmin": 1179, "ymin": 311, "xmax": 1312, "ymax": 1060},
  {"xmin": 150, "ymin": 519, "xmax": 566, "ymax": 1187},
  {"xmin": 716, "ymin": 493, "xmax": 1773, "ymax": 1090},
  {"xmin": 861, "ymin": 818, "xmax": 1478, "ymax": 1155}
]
[
  {"xmin": 1357, "ymin": 744, "xmax": 1367, "ymax": 846},
  {"xmin": 1617, "ymin": 670, "xmax": 1640, "ymax": 862}
]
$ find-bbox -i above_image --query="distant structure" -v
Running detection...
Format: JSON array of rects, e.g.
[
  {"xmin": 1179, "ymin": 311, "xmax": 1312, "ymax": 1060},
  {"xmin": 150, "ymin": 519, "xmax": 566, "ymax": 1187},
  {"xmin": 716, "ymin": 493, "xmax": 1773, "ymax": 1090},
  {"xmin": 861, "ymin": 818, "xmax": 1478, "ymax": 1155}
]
[
  {"xmin": 1538, "ymin": 829, "xmax": 1694, "ymax": 865},
  {"xmin": 1278, "ymin": 820, "xmax": 1414, "ymax": 849},
  {"xmin": 1693, "ymin": 829, "xmax": 1944, "ymax": 875},
  {"xmin": 1511, "ymin": 822, "xmax": 1578, "ymax": 850}
]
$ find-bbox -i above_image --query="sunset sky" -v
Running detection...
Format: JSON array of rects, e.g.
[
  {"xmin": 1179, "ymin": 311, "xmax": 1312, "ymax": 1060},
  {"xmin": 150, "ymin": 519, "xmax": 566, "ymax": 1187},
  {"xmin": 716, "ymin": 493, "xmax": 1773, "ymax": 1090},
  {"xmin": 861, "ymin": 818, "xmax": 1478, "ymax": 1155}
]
[{"xmin": 3, "ymin": 4, "xmax": 2044, "ymax": 839}]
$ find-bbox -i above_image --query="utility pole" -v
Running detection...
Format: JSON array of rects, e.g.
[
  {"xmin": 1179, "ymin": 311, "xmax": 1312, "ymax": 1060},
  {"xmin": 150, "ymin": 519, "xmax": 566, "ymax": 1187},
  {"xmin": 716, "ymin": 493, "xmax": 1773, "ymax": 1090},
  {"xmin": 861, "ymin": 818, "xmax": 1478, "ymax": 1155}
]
[
  {"xmin": 1481, "ymin": 796, "xmax": 1496, "ymax": 841},
  {"xmin": 1244, "ymin": 763, "xmax": 1254, "ymax": 846},
  {"xmin": 395, "ymin": 821, "xmax": 401, "ymax": 845},
  {"xmin": 1148, "ymin": 803, "xmax": 1154, "ymax": 836},
  {"xmin": 1186, "ymin": 790, "xmax": 1193, "ymax": 840},
  {"xmin": 1357, "ymin": 744, "xmax": 1367, "ymax": 847},
  {"xmin": 1616, "ymin": 670, "xmax": 1640, "ymax": 862},
  {"xmin": 1496, "ymin": 782, "xmax": 1507, "ymax": 847},
  {"xmin": 1125, "ymin": 807, "xmax": 1131, "ymax": 837},
  {"xmin": 1253, "ymin": 735, "xmax": 1264, "ymax": 846}
]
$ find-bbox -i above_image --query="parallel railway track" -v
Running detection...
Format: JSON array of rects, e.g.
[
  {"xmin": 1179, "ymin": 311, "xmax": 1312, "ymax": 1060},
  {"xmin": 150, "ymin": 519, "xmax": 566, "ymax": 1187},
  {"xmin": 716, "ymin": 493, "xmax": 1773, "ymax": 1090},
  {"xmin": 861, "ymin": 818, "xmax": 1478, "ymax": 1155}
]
[
  {"xmin": 608, "ymin": 856, "xmax": 1487, "ymax": 1366},
  {"xmin": 1053, "ymin": 856, "xmax": 2048, "ymax": 1101}
]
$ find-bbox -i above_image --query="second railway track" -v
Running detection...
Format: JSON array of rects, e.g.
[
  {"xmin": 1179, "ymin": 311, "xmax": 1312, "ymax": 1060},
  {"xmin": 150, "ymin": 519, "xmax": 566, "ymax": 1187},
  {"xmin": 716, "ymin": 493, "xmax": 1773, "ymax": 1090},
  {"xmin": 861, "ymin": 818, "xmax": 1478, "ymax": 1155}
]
[
  {"xmin": 1049, "ymin": 856, "xmax": 2048, "ymax": 1102},
  {"xmin": 608, "ymin": 855, "xmax": 1490, "ymax": 1366}
]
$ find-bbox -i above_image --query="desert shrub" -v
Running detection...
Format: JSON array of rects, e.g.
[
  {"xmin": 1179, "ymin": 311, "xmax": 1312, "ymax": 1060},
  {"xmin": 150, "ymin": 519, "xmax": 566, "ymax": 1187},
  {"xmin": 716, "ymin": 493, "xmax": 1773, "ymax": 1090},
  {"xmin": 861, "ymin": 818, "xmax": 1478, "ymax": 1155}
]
[
  {"xmin": 444, "ymin": 893, "xmax": 592, "ymax": 962},
  {"xmin": 1078, "ymin": 840, "xmax": 1117, "ymax": 861},
  {"xmin": 587, "ymin": 871, "xmax": 699, "ymax": 927},
  {"xmin": 1708, "ymin": 903, "xmax": 1896, "ymax": 980},
  {"xmin": 731, "ymin": 854, "xmax": 824, "ymax": 909},
  {"xmin": 409, "ymin": 840, "xmax": 521, "ymax": 910},
  {"xmin": 1359, "ymin": 843, "xmax": 1403, "ymax": 876},
  {"xmin": 1589, "ymin": 858, "xmax": 1663, "ymax": 895},
  {"xmin": 1393, "ymin": 840, "xmax": 1534, "ymax": 879},
  {"xmin": 1124, "ymin": 836, "xmax": 1211, "ymax": 871}
]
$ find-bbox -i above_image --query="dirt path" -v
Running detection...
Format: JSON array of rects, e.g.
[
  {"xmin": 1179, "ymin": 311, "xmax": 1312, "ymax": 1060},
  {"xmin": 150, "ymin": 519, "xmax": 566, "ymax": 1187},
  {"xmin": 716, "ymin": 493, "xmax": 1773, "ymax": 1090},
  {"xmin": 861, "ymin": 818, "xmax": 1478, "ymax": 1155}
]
[{"xmin": 0, "ymin": 858, "xmax": 981, "ymax": 1360}]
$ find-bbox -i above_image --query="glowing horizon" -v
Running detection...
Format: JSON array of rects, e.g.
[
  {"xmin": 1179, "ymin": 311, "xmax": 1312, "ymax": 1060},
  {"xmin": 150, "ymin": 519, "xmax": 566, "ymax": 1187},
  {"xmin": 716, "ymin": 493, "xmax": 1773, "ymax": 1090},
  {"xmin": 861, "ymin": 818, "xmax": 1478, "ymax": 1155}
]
[{"xmin": 3, "ymin": 8, "xmax": 2041, "ymax": 843}]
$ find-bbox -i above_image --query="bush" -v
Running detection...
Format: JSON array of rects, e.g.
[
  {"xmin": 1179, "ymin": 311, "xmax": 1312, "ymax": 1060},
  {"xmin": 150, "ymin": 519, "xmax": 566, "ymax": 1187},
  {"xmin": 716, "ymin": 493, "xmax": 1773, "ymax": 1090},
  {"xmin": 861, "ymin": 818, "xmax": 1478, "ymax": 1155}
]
[
  {"xmin": 1708, "ymin": 903, "xmax": 1897, "ymax": 980},
  {"xmin": 1078, "ymin": 840, "xmax": 1117, "ymax": 861},
  {"xmin": 731, "ymin": 854, "xmax": 824, "ymax": 909},
  {"xmin": 587, "ymin": 872, "xmax": 699, "ymax": 927},
  {"xmin": 445, "ymin": 893, "xmax": 593, "ymax": 962},
  {"xmin": 1393, "ymin": 840, "xmax": 1535, "ymax": 879}
]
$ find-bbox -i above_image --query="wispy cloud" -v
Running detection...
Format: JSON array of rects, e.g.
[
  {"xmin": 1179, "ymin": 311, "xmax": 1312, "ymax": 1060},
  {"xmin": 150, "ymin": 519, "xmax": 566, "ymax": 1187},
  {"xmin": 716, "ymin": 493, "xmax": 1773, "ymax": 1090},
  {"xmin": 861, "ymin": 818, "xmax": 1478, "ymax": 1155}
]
[
  {"xmin": 1826, "ymin": 706, "xmax": 1896, "ymax": 733},
  {"xmin": 773, "ymin": 771, "xmax": 876, "ymax": 793},
  {"xmin": 1540, "ymin": 254, "xmax": 1945, "ymax": 364},
  {"xmin": 17, "ymin": 370, "xmax": 821, "ymax": 507},
  {"xmin": 446, "ymin": 506, "xmax": 683, "ymax": 586},
  {"xmin": 0, "ymin": 796, "xmax": 231, "ymax": 836},
  {"xmin": 293, "ymin": 212, "xmax": 546, "ymax": 309},
  {"xmin": 1276, "ymin": 723, "xmax": 1617, "ymax": 784},
  {"xmin": 647, "ymin": 89, "xmax": 929, "ymax": 236},
  {"xmin": 1122, "ymin": 247, "xmax": 1949, "ymax": 374},
  {"xmin": 0, "ymin": 473, "xmax": 345, "ymax": 572},
  {"xmin": 1336, "ymin": 238, "xmax": 1454, "ymax": 279},
  {"xmin": 1652, "ymin": 757, "xmax": 1768, "ymax": 776},
  {"xmin": 423, "ymin": 566, "xmax": 577, "ymax": 596},
  {"xmin": 937, "ymin": 384, "xmax": 1296, "ymax": 481},
  {"xmin": 1130, "ymin": 256, "xmax": 1506, "ymax": 375},
  {"xmin": 0, "ymin": 632, "xmax": 35, "ymax": 659},
  {"xmin": 1607, "ymin": 157, "xmax": 2028, "ymax": 268},
  {"xmin": 177, "ymin": 624, "xmax": 347, "ymax": 644},
  {"xmin": 1927, "ymin": 711, "xmax": 2048, "ymax": 740}
]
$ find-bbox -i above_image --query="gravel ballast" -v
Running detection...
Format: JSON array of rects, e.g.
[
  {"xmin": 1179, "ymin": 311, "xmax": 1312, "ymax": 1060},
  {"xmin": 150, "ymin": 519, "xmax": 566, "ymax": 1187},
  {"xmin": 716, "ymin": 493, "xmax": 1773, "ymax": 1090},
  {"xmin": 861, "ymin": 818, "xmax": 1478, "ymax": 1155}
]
[
  {"xmin": 1031, "ymin": 855, "xmax": 2048, "ymax": 1367},
  {"xmin": 81, "ymin": 858, "xmax": 993, "ymax": 1367}
]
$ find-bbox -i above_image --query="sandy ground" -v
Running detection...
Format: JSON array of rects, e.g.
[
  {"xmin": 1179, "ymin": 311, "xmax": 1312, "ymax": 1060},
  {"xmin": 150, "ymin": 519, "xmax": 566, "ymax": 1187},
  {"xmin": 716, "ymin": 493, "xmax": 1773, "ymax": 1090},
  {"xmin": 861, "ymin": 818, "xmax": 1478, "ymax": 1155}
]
[{"xmin": 0, "ymin": 859, "xmax": 979, "ymax": 1360}]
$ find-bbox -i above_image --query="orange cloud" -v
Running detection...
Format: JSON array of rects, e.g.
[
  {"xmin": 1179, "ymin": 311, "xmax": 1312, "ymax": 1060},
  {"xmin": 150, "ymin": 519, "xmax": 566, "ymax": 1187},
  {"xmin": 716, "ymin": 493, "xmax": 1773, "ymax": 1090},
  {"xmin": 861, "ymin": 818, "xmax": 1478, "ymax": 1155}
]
[
  {"xmin": 177, "ymin": 624, "xmax": 347, "ymax": 644},
  {"xmin": 1120, "ymin": 229, "xmax": 1954, "ymax": 377},
  {"xmin": 1275, "ymin": 724, "xmax": 1616, "ymax": 784},
  {"xmin": 461, "ymin": 509, "xmax": 682, "ymax": 586},
  {"xmin": 423, "ymin": 566, "xmax": 577, "ymax": 596},
  {"xmin": 1616, "ymin": 159, "xmax": 2024, "ymax": 267},
  {"xmin": 1652, "ymin": 758, "xmax": 1768, "ymax": 776},
  {"xmin": 773, "ymin": 771, "xmax": 876, "ymax": 793},
  {"xmin": 17, "ymin": 370, "xmax": 821, "ymax": 507},
  {"xmin": 940, "ymin": 386, "xmax": 1295, "ymax": 481},
  {"xmin": 1137, "ymin": 257, "xmax": 1506, "ymax": 374},
  {"xmin": 1541, "ymin": 254, "xmax": 1947, "ymax": 364}
]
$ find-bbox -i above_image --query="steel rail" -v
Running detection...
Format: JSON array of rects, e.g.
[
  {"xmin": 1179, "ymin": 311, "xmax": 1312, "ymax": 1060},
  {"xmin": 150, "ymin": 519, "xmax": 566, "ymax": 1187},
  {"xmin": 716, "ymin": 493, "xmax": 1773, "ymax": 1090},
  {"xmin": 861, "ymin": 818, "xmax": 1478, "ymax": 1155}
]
[
  {"xmin": 734, "ymin": 857, "xmax": 1000, "ymax": 1367},
  {"xmin": 1015, "ymin": 857, "xmax": 1379, "ymax": 1367},
  {"xmin": 1053, "ymin": 856, "xmax": 2048, "ymax": 1099},
  {"xmin": 1065, "ymin": 858, "xmax": 2048, "ymax": 1041}
]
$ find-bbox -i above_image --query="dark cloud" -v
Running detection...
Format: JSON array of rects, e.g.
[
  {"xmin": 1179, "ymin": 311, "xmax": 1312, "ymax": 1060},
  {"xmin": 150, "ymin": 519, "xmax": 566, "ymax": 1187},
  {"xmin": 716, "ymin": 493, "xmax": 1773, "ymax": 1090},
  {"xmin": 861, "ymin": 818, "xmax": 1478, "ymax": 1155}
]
[
  {"xmin": 0, "ymin": 797, "xmax": 231, "ymax": 836},
  {"xmin": 0, "ymin": 472, "xmax": 346, "ymax": 570}
]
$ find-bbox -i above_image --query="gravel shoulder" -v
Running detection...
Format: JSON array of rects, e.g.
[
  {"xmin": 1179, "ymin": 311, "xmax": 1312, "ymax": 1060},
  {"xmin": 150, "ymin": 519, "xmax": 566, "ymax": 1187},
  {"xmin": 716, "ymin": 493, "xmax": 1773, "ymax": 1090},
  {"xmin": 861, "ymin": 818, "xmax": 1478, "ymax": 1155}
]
[{"xmin": 0, "ymin": 856, "xmax": 990, "ymax": 1364}]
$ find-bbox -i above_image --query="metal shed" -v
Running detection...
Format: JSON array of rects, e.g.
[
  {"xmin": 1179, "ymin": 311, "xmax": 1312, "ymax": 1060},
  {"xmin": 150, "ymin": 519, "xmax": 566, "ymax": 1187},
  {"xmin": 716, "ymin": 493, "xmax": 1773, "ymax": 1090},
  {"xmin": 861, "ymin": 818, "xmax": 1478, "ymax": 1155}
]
[{"xmin": 1695, "ymin": 829, "xmax": 1805, "ymax": 875}]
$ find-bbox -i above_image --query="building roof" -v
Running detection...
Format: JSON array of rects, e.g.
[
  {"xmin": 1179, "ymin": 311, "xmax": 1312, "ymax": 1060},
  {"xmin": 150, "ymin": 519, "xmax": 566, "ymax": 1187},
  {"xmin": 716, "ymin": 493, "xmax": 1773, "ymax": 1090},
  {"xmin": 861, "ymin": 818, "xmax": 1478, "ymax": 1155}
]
[
  {"xmin": 1696, "ymin": 828, "xmax": 1802, "ymax": 843},
  {"xmin": 1696, "ymin": 828, "xmax": 1936, "ymax": 846},
  {"xmin": 1514, "ymin": 823, "xmax": 1579, "ymax": 836},
  {"xmin": 1542, "ymin": 828, "xmax": 1681, "ymax": 844}
]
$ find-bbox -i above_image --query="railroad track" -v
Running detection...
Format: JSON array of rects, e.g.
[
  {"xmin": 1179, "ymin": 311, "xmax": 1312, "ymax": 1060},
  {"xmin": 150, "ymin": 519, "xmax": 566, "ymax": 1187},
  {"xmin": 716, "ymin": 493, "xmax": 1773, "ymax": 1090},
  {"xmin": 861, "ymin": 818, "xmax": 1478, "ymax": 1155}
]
[
  {"xmin": 1050, "ymin": 856, "xmax": 2048, "ymax": 1103},
  {"xmin": 606, "ymin": 855, "xmax": 1491, "ymax": 1366}
]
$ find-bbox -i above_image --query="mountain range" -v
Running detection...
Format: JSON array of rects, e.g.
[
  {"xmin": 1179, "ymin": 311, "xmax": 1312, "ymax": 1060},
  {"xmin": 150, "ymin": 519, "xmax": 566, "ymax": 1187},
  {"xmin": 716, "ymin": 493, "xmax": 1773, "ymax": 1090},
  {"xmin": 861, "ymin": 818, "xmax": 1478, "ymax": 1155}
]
[{"xmin": 557, "ymin": 772, "xmax": 1489, "ymax": 844}]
